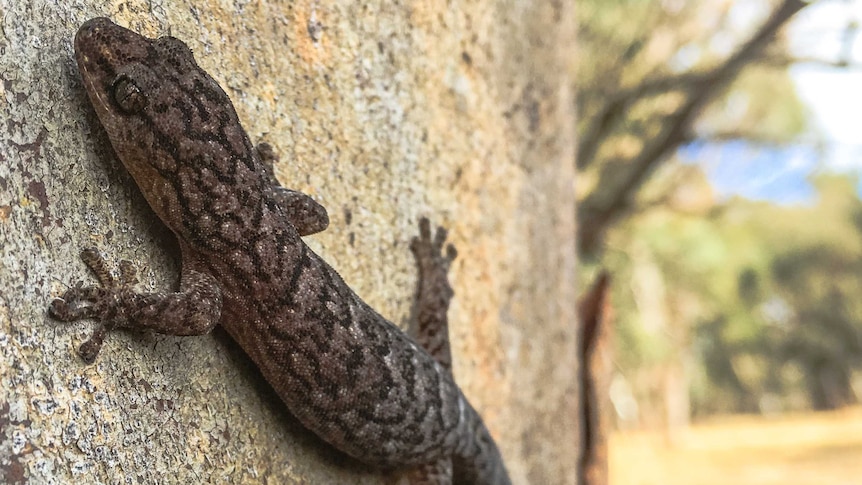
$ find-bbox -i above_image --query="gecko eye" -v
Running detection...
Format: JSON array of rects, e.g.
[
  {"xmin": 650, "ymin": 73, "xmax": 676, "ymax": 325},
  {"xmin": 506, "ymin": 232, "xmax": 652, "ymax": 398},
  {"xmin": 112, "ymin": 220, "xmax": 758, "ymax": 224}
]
[{"xmin": 111, "ymin": 74, "xmax": 147, "ymax": 114}]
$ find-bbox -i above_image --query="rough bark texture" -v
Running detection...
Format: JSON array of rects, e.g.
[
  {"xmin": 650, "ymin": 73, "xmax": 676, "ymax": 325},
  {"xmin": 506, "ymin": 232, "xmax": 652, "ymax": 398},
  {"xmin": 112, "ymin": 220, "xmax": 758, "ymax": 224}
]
[{"xmin": 0, "ymin": 1, "xmax": 577, "ymax": 484}]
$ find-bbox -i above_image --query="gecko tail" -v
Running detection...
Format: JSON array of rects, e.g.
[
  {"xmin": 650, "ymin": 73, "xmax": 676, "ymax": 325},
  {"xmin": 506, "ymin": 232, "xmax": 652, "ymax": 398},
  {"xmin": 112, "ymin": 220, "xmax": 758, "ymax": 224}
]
[{"xmin": 452, "ymin": 401, "xmax": 512, "ymax": 485}]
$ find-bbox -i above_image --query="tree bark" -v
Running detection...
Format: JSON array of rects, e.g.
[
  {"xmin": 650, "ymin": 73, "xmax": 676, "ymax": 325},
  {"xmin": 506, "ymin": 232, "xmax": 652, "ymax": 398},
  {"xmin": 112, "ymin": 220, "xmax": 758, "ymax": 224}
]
[{"xmin": 0, "ymin": 1, "xmax": 577, "ymax": 484}]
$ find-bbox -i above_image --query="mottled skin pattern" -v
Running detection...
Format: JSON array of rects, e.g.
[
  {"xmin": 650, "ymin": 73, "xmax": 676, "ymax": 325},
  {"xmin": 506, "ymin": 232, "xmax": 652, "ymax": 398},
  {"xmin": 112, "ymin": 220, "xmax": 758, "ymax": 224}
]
[
  {"xmin": 50, "ymin": 18, "xmax": 510, "ymax": 485},
  {"xmin": 404, "ymin": 220, "xmax": 456, "ymax": 485}
]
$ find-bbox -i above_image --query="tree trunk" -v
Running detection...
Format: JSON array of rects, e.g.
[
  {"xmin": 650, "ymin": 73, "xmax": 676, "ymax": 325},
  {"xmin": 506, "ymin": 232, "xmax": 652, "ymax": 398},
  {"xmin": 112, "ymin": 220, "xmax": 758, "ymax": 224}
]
[{"xmin": 0, "ymin": 2, "xmax": 578, "ymax": 483}]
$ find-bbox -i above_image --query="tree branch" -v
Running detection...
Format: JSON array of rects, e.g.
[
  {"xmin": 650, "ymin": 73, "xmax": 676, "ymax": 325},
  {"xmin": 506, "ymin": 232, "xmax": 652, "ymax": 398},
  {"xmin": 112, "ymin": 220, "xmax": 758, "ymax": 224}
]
[{"xmin": 578, "ymin": 0, "xmax": 811, "ymax": 255}]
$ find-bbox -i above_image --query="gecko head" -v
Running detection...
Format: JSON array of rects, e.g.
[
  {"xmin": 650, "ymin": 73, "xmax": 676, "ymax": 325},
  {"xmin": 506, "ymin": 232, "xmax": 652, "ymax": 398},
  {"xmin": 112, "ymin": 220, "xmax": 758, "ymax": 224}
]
[
  {"xmin": 75, "ymin": 18, "xmax": 209, "ymax": 136},
  {"xmin": 74, "ymin": 17, "xmax": 253, "ymax": 171},
  {"xmin": 74, "ymin": 18, "xmax": 263, "ymax": 239}
]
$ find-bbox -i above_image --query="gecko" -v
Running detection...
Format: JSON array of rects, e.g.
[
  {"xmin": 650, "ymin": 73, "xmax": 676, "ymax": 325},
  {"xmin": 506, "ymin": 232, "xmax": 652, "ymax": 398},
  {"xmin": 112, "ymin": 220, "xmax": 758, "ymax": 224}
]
[{"xmin": 49, "ymin": 17, "xmax": 511, "ymax": 485}]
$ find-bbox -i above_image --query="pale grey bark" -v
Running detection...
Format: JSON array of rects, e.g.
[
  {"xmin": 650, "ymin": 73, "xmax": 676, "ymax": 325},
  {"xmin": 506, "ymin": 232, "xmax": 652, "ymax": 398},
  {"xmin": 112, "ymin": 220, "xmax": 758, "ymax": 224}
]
[{"xmin": 0, "ymin": 1, "xmax": 578, "ymax": 483}]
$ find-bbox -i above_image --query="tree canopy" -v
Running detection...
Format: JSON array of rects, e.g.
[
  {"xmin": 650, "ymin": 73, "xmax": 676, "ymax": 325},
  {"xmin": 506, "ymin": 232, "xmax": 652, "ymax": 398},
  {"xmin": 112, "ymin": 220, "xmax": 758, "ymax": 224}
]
[{"xmin": 577, "ymin": 0, "xmax": 862, "ymax": 423}]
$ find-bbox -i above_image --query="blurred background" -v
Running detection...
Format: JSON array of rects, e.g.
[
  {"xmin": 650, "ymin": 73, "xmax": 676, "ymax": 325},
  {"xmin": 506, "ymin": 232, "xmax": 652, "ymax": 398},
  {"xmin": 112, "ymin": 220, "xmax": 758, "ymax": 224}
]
[{"xmin": 575, "ymin": 0, "xmax": 862, "ymax": 483}]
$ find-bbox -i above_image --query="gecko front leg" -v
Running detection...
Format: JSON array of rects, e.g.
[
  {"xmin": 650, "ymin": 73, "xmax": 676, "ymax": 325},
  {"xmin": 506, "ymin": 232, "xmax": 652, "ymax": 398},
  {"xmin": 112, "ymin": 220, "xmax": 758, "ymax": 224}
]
[
  {"xmin": 258, "ymin": 142, "xmax": 330, "ymax": 236},
  {"xmin": 50, "ymin": 248, "xmax": 222, "ymax": 363}
]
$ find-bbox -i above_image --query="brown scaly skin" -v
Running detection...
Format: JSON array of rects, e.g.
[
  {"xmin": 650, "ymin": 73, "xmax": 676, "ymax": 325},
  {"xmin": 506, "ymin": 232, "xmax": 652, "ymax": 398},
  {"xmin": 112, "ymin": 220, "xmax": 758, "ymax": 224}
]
[
  {"xmin": 404, "ymin": 219, "xmax": 457, "ymax": 485},
  {"xmin": 50, "ymin": 18, "xmax": 510, "ymax": 485}
]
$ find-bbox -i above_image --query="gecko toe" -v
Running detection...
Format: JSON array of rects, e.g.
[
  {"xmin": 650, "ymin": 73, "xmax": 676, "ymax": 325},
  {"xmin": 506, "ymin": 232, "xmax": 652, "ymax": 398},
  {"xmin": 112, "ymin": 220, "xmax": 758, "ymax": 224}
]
[
  {"xmin": 445, "ymin": 244, "xmax": 457, "ymax": 262},
  {"xmin": 418, "ymin": 217, "xmax": 431, "ymax": 240},
  {"xmin": 80, "ymin": 247, "xmax": 116, "ymax": 286},
  {"xmin": 118, "ymin": 260, "xmax": 139, "ymax": 286},
  {"xmin": 77, "ymin": 324, "xmax": 107, "ymax": 363},
  {"xmin": 49, "ymin": 298, "xmax": 72, "ymax": 320},
  {"xmin": 433, "ymin": 226, "xmax": 448, "ymax": 249}
]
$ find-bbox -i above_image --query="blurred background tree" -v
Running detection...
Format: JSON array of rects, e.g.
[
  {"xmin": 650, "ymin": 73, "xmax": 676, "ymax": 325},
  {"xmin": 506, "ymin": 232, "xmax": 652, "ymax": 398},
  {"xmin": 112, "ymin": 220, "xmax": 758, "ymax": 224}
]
[{"xmin": 577, "ymin": 0, "xmax": 862, "ymax": 431}]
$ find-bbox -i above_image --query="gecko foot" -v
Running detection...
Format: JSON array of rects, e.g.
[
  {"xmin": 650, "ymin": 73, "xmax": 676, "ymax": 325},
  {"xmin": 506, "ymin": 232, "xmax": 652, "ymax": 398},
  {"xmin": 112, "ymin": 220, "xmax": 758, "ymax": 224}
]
[
  {"xmin": 49, "ymin": 248, "xmax": 138, "ymax": 363},
  {"xmin": 410, "ymin": 217, "xmax": 457, "ymax": 281},
  {"xmin": 410, "ymin": 217, "xmax": 457, "ymax": 369}
]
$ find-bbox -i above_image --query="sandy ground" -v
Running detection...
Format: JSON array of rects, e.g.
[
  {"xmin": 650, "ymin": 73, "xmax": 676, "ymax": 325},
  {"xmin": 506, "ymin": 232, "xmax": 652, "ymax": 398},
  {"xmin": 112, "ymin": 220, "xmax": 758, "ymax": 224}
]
[{"xmin": 610, "ymin": 406, "xmax": 862, "ymax": 485}]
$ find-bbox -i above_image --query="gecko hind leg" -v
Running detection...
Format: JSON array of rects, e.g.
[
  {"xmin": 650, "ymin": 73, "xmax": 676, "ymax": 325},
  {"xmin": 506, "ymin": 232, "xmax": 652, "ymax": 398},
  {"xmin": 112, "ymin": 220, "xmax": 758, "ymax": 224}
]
[
  {"xmin": 401, "ymin": 217, "xmax": 458, "ymax": 485},
  {"xmin": 409, "ymin": 217, "xmax": 457, "ymax": 369}
]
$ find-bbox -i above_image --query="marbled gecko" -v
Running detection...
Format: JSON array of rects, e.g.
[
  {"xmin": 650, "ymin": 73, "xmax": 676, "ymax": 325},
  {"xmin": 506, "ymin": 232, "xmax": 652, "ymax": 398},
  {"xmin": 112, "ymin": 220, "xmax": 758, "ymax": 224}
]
[{"xmin": 49, "ymin": 17, "xmax": 510, "ymax": 485}]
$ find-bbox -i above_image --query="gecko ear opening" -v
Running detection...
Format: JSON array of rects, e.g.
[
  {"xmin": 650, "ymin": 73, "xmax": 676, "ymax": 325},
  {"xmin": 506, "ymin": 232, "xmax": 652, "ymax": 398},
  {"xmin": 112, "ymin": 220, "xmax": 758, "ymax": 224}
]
[{"xmin": 111, "ymin": 74, "xmax": 147, "ymax": 114}]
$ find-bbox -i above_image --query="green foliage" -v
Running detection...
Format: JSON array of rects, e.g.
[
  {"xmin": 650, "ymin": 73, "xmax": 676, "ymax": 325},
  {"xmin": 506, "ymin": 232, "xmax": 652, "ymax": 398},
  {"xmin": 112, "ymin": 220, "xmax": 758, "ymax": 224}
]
[
  {"xmin": 575, "ymin": 1, "xmax": 851, "ymax": 423},
  {"xmin": 703, "ymin": 65, "xmax": 810, "ymax": 143},
  {"xmin": 606, "ymin": 172, "xmax": 862, "ymax": 418}
]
